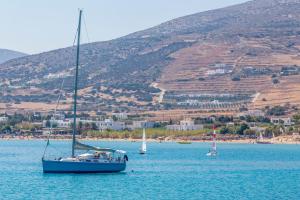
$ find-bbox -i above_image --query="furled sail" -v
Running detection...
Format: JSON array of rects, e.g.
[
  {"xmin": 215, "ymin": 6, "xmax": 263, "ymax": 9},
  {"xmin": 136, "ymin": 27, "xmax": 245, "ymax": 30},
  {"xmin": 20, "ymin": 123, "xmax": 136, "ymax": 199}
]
[{"xmin": 74, "ymin": 140, "xmax": 115, "ymax": 152}]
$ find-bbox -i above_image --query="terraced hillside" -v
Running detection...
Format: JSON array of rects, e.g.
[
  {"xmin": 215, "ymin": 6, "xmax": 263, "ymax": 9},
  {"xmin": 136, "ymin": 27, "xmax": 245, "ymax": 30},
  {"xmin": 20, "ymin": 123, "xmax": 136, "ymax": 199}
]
[
  {"xmin": 1, "ymin": 0, "xmax": 300, "ymax": 114},
  {"xmin": 158, "ymin": 37, "xmax": 300, "ymax": 109}
]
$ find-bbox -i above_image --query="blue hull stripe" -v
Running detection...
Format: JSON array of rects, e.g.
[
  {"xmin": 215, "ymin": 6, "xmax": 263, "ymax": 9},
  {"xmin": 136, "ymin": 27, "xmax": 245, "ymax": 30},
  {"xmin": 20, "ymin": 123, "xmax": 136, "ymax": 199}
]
[{"xmin": 42, "ymin": 160, "xmax": 126, "ymax": 173}]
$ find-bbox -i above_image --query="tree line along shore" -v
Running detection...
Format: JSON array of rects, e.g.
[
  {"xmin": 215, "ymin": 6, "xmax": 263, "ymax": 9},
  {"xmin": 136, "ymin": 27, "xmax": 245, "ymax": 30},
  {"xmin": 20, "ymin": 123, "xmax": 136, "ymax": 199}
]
[{"xmin": 1, "ymin": 110, "xmax": 300, "ymax": 144}]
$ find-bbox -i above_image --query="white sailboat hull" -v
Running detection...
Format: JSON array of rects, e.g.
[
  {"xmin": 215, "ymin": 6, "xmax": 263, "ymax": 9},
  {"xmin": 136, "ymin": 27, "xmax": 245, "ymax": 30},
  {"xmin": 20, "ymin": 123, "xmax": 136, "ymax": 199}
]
[
  {"xmin": 139, "ymin": 149, "xmax": 146, "ymax": 154},
  {"xmin": 139, "ymin": 143, "xmax": 147, "ymax": 154},
  {"xmin": 206, "ymin": 151, "xmax": 217, "ymax": 157}
]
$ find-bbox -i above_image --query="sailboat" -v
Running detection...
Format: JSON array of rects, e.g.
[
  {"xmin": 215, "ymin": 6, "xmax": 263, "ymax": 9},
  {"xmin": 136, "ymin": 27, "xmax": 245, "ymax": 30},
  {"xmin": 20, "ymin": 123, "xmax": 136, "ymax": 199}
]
[
  {"xmin": 256, "ymin": 131, "xmax": 272, "ymax": 144},
  {"xmin": 139, "ymin": 128, "xmax": 147, "ymax": 154},
  {"xmin": 206, "ymin": 128, "xmax": 217, "ymax": 157},
  {"xmin": 42, "ymin": 10, "xmax": 128, "ymax": 173}
]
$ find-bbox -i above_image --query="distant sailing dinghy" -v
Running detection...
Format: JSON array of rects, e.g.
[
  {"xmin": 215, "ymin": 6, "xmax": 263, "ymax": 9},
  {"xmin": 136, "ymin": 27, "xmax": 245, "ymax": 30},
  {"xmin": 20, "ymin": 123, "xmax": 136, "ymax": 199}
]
[
  {"xmin": 139, "ymin": 128, "xmax": 147, "ymax": 154},
  {"xmin": 42, "ymin": 10, "xmax": 128, "ymax": 173},
  {"xmin": 256, "ymin": 131, "xmax": 272, "ymax": 144},
  {"xmin": 206, "ymin": 128, "xmax": 217, "ymax": 157}
]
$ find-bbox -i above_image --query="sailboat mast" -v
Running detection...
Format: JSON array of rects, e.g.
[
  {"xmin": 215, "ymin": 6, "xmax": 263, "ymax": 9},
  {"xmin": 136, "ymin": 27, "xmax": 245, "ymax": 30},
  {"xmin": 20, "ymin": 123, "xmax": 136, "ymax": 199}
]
[
  {"xmin": 143, "ymin": 128, "xmax": 146, "ymax": 141},
  {"xmin": 72, "ymin": 9, "xmax": 82, "ymax": 157}
]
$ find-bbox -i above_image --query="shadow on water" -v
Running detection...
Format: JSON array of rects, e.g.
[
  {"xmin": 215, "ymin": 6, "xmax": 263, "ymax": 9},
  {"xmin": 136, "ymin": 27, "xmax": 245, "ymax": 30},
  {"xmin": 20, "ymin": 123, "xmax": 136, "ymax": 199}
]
[{"xmin": 42, "ymin": 171, "xmax": 128, "ymax": 177}]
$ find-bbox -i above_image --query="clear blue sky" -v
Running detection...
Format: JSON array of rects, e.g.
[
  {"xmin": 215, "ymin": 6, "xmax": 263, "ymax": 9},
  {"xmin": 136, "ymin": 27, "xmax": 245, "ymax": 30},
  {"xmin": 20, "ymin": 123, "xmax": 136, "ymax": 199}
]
[{"xmin": 0, "ymin": 0, "xmax": 249, "ymax": 54}]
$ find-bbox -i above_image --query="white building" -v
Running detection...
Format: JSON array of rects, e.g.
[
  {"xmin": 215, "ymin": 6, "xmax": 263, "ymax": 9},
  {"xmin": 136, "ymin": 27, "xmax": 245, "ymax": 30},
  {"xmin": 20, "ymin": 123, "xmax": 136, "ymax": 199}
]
[
  {"xmin": 206, "ymin": 68, "xmax": 232, "ymax": 76},
  {"xmin": 77, "ymin": 118, "xmax": 125, "ymax": 131},
  {"xmin": 95, "ymin": 119, "xmax": 125, "ymax": 131},
  {"xmin": 43, "ymin": 118, "xmax": 126, "ymax": 131},
  {"xmin": 238, "ymin": 110, "xmax": 265, "ymax": 117},
  {"xmin": 271, "ymin": 117, "xmax": 294, "ymax": 126},
  {"xmin": 42, "ymin": 119, "xmax": 72, "ymax": 128},
  {"xmin": 52, "ymin": 112, "xmax": 66, "ymax": 120},
  {"xmin": 112, "ymin": 113, "xmax": 128, "ymax": 120},
  {"xmin": 131, "ymin": 121, "xmax": 155, "ymax": 129},
  {"xmin": 0, "ymin": 116, "xmax": 8, "ymax": 123},
  {"xmin": 166, "ymin": 120, "xmax": 203, "ymax": 131}
]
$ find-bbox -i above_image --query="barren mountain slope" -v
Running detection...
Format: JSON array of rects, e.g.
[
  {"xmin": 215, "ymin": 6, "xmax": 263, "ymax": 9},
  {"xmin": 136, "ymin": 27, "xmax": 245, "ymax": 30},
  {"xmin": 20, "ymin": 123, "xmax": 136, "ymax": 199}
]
[
  {"xmin": 0, "ymin": 49, "xmax": 27, "ymax": 64},
  {"xmin": 1, "ymin": 0, "xmax": 300, "ymax": 113}
]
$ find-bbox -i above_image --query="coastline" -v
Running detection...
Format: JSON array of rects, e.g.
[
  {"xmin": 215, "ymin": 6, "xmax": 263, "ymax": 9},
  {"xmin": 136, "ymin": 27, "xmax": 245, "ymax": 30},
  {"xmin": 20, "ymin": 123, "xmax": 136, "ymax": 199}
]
[{"xmin": 0, "ymin": 135, "xmax": 299, "ymax": 145}]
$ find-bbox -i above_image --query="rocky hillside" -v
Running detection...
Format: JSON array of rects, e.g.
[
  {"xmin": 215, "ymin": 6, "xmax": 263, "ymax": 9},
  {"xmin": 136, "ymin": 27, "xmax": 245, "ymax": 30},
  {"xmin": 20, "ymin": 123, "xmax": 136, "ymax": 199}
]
[
  {"xmin": 0, "ymin": 49, "xmax": 27, "ymax": 64},
  {"xmin": 1, "ymin": 0, "xmax": 300, "ymax": 113}
]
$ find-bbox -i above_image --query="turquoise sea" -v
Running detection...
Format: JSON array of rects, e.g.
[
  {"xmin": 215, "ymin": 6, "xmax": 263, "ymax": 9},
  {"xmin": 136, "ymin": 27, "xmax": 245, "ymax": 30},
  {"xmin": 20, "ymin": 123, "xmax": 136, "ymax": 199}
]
[{"xmin": 0, "ymin": 140, "xmax": 299, "ymax": 200}]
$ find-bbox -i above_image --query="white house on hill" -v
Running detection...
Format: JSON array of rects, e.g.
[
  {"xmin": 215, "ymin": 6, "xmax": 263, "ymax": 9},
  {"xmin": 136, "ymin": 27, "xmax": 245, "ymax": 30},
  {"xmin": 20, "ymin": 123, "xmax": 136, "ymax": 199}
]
[
  {"xmin": 0, "ymin": 116, "xmax": 8, "ymax": 123},
  {"xmin": 166, "ymin": 119, "xmax": 203, "ymax": 131},
  {"xmin": 43, "ymin": 118, "xmax": 125, "ymax": 131},
  {"xmin": 271, "ymin": 117, "xmax": 293, "ymax": 126}
]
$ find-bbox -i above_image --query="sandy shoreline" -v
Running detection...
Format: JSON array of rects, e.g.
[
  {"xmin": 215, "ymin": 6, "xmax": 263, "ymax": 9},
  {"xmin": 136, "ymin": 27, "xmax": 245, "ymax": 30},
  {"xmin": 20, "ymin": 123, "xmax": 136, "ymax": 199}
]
[{"xmin": 0, "ymin": 135, "xmax": 299, "ymax": 144}]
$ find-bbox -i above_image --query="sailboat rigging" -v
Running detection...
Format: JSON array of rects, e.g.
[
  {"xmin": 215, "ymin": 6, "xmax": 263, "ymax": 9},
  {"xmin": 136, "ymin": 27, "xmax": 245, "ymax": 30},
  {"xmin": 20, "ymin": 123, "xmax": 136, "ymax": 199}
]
[{"xmin": 42, "ymin": 10, "xmax": 128, "ymax": 173}]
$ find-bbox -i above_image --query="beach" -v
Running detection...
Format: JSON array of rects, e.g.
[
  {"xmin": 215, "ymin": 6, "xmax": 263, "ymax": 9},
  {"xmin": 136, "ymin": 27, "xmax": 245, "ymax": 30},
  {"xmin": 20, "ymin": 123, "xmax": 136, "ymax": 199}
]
[{"xmin": 1, "ymin": 134, "xmax": 299, "ymax": 144}]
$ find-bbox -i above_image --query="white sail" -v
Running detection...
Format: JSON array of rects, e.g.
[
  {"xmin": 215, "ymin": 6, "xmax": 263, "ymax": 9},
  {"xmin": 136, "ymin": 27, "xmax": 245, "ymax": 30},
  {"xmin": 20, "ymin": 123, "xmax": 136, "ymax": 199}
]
[
  {"xmin": 140, "ymin": 128, "xmax": 147, "ymax": 154},
  {"xmin": 259, "ymin": 132, "xmax": 264, "ymax": 140},
  {"xmin": 207, "ymin": 129, "xmax": 217, "ymax": 156},
  {"xmin": 212, "ymin": 129, "xmax": 217, "ymax": 151}
]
